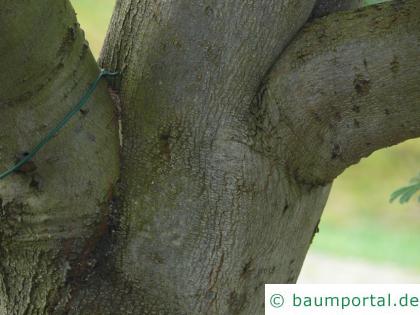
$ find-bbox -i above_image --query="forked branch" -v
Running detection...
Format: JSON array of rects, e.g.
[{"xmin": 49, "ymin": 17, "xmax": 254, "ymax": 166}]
[{"xmin": 259, "ymin": 0, "xmax": 420, "ymax": 185}]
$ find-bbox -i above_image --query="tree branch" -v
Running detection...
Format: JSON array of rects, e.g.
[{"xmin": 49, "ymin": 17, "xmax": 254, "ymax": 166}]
[
  {"xmin": 257, "ymin": 0, "xmax": 420, "ymax": 185},
  {"xmin": 0, "ymin": 0, "xmax": 119, "ymax": 311}
]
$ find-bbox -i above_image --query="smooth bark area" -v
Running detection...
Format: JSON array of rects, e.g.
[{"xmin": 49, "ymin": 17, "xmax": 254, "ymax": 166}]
[
  {"xmin": 98, "ymin": 0, "xmax": 326, "ymax": 314},
  {"xmin": 258, "ymin": 0, "xmax": 420, "ymax": 185},
  {"xmin": 0, "ymin": 0, "xmax": 419, "ymax": 314},
  {"xmin": 0, "ymin": 0, "xmax": 119, "ymax": 313}
]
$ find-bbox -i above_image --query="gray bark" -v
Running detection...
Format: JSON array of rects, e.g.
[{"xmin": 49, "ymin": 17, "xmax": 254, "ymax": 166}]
[
  {"xmin": 0, "ymin": 0, "xmax": 419, "ymax": 314},
  {"xmin": 0, "ymin": 0, "xmax": 119, "ymax": 313},
  {"xmin": 258, "ymin": 0, "xmax": 420, "ymax": 185},
  {"xmin": 98, "ymin": 0, "xmax": 322, "ymax": 313}
]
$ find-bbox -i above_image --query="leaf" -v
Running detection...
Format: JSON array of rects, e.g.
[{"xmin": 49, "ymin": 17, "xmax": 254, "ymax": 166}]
[{"xmin": 390, "ymin": 173, "xmax": 420, "ymax": 204}]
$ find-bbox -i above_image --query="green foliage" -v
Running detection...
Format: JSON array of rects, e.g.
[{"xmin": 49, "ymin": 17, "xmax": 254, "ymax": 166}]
[
  {"xmin": 390, "ymin": 174, "xmax": 420, "ymax": 204},
  {"xmin": 317, "ymin": 139, "xmax": 420, "ymax": 269}
]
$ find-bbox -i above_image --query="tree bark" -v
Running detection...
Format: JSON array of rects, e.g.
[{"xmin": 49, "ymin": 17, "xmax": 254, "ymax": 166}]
[
  {"xmin": 0, "ymin": 0, "xmax": 119, "ymax": 313},
  {"xmin": 257, "ymin": 0, "xmax": 420, "ymax": 185},
  {"xmin": 98, "ymin": 0, "xmax": 327, "ymax": 314},
  {"xmin": 0, "ymin": 0, "xmax": 419, "ymax": 314}
]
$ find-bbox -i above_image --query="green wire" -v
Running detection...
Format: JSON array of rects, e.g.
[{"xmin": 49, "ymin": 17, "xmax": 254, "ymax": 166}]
[{"xmin": 0, "ymin": 69, "xmax": 119, "ymax": 180}]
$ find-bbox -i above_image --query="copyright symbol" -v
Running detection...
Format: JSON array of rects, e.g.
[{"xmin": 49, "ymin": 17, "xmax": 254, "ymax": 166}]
[{"xmin": 270, "ymin": 294, "xmax": 284, "ymax": 308}]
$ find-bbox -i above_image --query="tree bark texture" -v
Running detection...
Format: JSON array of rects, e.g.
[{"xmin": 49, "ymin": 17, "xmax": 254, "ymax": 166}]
[
  {"xmin": 256, "ymin": 0, "xmax": 420, "ymax": 185},
  {"xmin": 0, "ymin": 0, "xmax": 119, "ymax": 313},
  {"xmin": 0, "ymin": 0, "xmax": 419, "ymax": 314}
]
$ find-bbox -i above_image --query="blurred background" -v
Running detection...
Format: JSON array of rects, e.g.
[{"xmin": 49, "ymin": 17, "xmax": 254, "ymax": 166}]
[{"xmin": 70, "ymin": 0, "xmax": 420, "ymax": 282}]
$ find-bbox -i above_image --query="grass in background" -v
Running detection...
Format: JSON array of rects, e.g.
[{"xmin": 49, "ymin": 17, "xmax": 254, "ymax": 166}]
[
  {"xmin": 72, "ymin": 0, "xmax": 420, "ymax": 270},
  {"xmin": 364, "ymin": 0, "xmax": 390, "ymax": 5},
  {"xmin": 71, "ymin": 0, "xmax": 115, "ymax": 57},
  {"xmin": 313, "ymin": 139, "xmax": 420, "ymax": 270}
]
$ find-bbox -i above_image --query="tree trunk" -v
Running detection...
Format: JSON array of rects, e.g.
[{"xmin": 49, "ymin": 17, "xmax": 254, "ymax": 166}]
[
  {"xmin": 1, "ymin": 0, "xmax": 419, "ymax": 314},
  {"xmin": 0, "ymin": 1, "xmax": 119, "ymax": 313}
]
